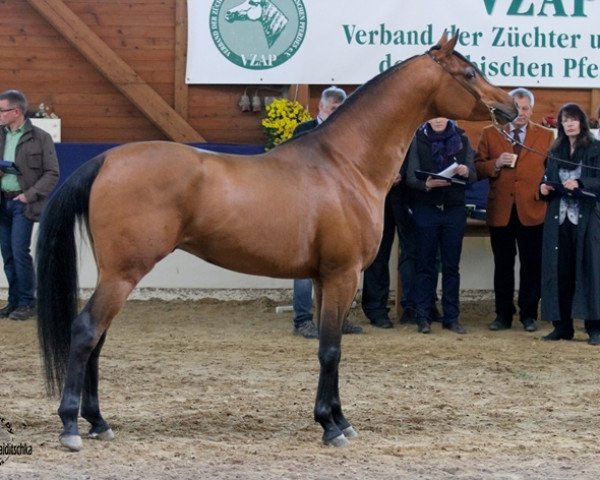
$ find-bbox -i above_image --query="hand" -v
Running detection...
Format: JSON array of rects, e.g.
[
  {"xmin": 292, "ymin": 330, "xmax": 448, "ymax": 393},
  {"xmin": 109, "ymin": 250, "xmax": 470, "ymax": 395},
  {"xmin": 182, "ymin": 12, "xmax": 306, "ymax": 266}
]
[
  {"xmin": 495, "ymin": 152, "xmax": 516, "ymax": 169},
  {"xmin": 426, "ymin": 176, "xmax": 451, "ymax": 190},
  {"xmin": 563, "ymin": 179, "xmax": 579, "ymax": 191},
  {"xmin": 540, "ymin": 183, "xmax": 554, "ymax": 196},
  {"xmin": 14, "ymin": 193, "xmax": 27, "ymax": 203},
  {"xmin": 455, "ymin": 164, "xmax": 468, "ymax": 177}
]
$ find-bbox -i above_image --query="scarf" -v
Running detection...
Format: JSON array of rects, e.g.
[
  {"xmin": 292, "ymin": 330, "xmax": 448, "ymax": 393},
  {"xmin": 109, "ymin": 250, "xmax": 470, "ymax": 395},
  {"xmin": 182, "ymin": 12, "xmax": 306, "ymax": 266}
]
[
  {"xmin": 553, "ymin": 139, "xmax": 583, "ymax": 171},
  {"xmin": 422, "ymin": 121, "xmax": 463, "ymax": 172}
]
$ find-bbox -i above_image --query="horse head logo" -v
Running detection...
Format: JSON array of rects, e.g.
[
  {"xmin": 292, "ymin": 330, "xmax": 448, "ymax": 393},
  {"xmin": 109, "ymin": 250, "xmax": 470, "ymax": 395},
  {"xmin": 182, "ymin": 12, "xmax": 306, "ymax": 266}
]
[{"xmin": 225, "ymin": 0, "xmax": 289, "ymax": 48}]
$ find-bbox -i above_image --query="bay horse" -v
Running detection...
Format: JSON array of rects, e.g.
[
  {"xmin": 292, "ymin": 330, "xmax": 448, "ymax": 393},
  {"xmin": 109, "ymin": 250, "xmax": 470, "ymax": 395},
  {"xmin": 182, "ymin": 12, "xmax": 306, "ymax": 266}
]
[{"xmin": 36, "ymin": 33, "xmax": 516, "ymax": 452}]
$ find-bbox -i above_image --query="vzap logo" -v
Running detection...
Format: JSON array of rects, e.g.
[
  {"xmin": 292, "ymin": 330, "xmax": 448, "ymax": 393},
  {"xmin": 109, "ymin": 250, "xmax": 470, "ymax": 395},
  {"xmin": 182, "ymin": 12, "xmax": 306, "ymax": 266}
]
[{"xmin": 209, "ymin": 0, "xmax": 307, "ymax": 69}]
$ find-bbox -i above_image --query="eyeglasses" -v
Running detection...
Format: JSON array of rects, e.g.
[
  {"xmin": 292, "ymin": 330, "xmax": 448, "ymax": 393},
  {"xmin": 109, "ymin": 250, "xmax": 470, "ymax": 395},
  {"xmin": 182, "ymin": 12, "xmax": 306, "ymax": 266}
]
[{"xmin": 0, "ymin": 108, "xmax": 16, "ymax": 113}]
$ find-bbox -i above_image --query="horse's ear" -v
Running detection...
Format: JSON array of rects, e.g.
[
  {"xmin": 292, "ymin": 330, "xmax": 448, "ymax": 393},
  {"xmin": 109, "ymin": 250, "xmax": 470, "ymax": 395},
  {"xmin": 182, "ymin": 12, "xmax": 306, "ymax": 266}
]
[
  {"xmin": 445, "ymin": 31, "xmax": 459, "ymax": 53},
  {"xmin": 436, "ymin": 31, "xmax": 448, "ymax": 47},
  {"xmin": 437, "ymin": 30, "xmax": 459, "ymax": 55}
]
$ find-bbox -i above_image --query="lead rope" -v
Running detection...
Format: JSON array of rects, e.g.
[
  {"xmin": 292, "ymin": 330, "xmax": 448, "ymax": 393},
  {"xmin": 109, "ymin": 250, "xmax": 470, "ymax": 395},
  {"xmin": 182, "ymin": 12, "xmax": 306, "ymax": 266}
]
[{"xmin": 491, "ymin": 122, "xmax": 600, "ymax": 171}]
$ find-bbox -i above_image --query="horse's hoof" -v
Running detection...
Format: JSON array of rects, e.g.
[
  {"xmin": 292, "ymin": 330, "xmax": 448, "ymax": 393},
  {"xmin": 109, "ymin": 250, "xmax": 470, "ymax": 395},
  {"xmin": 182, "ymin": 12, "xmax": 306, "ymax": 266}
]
[
  {"xmin": 325, "ymin": 433, "xmax": 348, "ymax": 447},
  {"xmin": 342, "ymin": 426, "xmax": 358, "ymax": 438},
  {"xmin": 60, "ymin": 434, "xmax": 83, "ymax": 452},
  {"xmin": 89, "ymin": 428, "xmax": 115, "ymax": 441}
]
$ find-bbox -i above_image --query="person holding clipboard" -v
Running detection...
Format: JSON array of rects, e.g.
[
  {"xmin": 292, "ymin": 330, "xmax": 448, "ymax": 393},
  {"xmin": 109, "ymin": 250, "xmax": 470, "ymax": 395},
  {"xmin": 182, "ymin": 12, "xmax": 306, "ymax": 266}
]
[
  {"xmin": 406, "ymin": 118, "xmax": 476, "ymax": 335},
  {"xmin": 539, "ymin": 103, "xmax": 600, "ymax": 345}
]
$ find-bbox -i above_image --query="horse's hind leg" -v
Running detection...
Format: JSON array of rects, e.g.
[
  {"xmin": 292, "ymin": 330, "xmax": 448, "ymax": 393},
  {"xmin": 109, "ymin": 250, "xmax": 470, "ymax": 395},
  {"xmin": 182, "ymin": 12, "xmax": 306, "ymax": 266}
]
[
  {"xmin": 58, "ymin": 280, "xmax": 133, "ymax": 451},
  {"xmin": 80, "ymin": 332, "xmax": 114, "ymax": 441}
]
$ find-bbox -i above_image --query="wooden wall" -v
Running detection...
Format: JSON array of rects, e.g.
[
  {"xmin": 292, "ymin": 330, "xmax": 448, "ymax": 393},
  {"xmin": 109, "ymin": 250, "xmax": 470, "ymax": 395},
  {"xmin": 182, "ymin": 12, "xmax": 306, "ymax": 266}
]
[{"xmin": 0, "ymin": 1, "xmax": 597, "ymax": 145}]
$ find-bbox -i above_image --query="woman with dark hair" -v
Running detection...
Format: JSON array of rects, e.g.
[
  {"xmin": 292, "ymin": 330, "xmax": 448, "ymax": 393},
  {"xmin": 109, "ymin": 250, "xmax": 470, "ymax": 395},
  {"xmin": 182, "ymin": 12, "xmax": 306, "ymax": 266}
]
[
  {"xmin": 406, "ymin": 118, "xmax": 476, "ymax": 335},
  {"xmin": 539, "ymin": 103, "xmax": 600, "ymax": 345}
]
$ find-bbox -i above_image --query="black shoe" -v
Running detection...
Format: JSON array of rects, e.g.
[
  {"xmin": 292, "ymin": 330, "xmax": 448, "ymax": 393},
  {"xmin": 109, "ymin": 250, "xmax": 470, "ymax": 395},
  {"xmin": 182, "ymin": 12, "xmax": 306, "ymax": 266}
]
[
  {"xmin": 8, "ymin": 306, "xmax": 36, "ymax": 321},
  {"xmin": 398, "ymin": 308, "xmax": 416, "ymax": 325},
  {"xmin": 417, "ymin": 320, "xmax": 431, "ymax": 334},
  {"xmin": 370, "ymin": 317, "xmax": 393, "ymax": 329},
  {"xmin": 588, "ymin": 332, "xmax": 600, "ymax": 346},
  {"xmin": 541, "ymin": 329, "xmax": 573, "ymax": 341},
  {"xmin": 521, "ymin": 318, "xmax": 538, "ymax": 332},
  {"xmin": 342, "ymin": 320, "xmax": 363, "ymax": 334},
  {"xmin": 293, "ymin": 320, "xmax": 319, "ymax": 339},
  {"xmin": 0, "ymin": 304, "xmax": 16, "ymax": 318},
  {"xmin": 488, "ymin": 316, "xmax": 512, "ymax": 331},
  {"xmin": 443, "ymin": 322, "xmax": 466, "ymax": 334}
]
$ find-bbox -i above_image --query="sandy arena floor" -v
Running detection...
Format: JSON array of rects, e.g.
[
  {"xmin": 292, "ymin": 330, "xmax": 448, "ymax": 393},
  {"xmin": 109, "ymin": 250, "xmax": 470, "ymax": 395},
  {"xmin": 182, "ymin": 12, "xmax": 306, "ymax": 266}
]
[{"xmin": 1, "ymin": 298, "xmax": 600, "ymax": 479}]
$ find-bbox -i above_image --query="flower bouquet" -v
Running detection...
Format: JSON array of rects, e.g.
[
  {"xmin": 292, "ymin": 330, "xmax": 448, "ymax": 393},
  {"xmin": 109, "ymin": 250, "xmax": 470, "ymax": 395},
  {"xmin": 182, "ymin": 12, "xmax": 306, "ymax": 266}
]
[{"xmin": 261, "ymin": 98, "xmax": 312, "ymax": 150}]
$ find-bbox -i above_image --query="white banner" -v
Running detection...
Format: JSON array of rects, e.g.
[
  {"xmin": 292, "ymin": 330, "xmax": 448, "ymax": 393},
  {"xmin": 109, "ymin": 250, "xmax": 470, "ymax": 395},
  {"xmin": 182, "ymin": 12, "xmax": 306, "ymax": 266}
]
[{"xmin": 187, "ymin": 0, "xmax": 600, "ymax": 87}]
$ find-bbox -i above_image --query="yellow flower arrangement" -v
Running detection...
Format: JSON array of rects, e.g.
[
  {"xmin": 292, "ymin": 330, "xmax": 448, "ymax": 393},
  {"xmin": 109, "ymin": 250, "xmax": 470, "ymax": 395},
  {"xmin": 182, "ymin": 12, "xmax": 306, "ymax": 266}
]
[{"xmin": 261, "ymin": 98, "xmax": 312, "ymax": 150}]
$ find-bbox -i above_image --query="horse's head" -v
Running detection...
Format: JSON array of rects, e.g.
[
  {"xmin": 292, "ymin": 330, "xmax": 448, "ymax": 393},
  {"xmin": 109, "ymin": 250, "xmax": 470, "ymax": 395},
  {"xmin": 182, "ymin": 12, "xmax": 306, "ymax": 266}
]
[
  {"xmin": 427, "ymin": 33, "xmax": 517, "ymax": 126},
  {"xmin": 225, "ymin": 0, "xmax": 263, "ymax": 22}
]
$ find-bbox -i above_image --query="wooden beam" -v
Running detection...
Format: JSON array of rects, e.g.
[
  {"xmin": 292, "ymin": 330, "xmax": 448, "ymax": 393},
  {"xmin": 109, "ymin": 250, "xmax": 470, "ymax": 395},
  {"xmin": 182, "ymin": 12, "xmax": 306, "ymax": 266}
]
[
  {"xmin": 174, "ymin": 0, "xmax": 188, "ymax": 120},
  {"xmin": 289, "ymin": 84, "xmax": 310, "ymax": 110},
  {"xmin": 26, "ymin": 0, "xmax": 204, "ymax": 143},
  {"xmin": 592, "ymin": 89, "xmax": 600, "ymax": 118}
]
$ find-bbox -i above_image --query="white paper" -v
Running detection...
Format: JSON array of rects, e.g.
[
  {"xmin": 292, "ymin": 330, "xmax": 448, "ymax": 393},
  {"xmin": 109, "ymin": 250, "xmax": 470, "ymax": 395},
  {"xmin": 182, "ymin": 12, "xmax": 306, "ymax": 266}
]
[{"xmin": 437, "ymin": 162, "xmax": 459, "ymax": 178}]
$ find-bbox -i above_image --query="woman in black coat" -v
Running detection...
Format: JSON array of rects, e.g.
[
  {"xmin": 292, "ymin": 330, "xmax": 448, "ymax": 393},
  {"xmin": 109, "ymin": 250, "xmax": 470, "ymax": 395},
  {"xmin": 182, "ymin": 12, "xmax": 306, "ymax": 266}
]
[{"xmin": 539, "ymin": 103, "xmax": 600, "ymax": 345}]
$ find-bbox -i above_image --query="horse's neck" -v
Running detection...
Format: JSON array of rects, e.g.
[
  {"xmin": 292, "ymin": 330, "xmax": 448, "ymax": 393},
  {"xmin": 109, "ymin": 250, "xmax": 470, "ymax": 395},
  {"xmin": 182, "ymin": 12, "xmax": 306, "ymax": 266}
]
[{"xmin": 324, "ymin": 56, "xmax": 438, "ymax": 191}]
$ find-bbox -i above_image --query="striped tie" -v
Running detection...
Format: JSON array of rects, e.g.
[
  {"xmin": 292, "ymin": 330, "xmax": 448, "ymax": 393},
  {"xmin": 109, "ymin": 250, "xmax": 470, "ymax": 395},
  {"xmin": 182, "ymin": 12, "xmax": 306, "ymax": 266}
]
[{"xmin": 513, "ymin": 128, "xmax": 522, "ymax": 155}]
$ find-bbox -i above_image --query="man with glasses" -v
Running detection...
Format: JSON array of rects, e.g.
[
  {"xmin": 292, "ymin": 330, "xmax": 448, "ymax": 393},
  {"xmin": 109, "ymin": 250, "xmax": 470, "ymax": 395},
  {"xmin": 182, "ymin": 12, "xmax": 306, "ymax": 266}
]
[{"xmin": 0, "ymin": 89, "xmax": 59, "ymax": 320}]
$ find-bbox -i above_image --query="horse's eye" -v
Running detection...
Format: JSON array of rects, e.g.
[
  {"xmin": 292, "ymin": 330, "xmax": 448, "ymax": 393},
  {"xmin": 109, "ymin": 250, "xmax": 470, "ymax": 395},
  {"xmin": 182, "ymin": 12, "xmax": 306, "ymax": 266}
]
[{"xmin": 465, "ymin": 70, "xmax": 476, "ymax": 80}]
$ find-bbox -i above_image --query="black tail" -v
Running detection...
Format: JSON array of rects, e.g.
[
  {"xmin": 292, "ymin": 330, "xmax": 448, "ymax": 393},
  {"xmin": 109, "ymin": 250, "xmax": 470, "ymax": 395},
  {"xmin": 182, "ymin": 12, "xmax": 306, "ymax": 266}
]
[{"xmin": 36, "ymin": 155, "xmax": 105, "ymax": 396}]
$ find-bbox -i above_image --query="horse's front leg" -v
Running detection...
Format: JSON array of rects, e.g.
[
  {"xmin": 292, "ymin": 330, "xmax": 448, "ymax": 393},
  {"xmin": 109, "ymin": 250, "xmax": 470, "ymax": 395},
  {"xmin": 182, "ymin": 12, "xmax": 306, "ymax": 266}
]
[{"xmin": 314, "ymin": 270, "xmax": 360, "ymax": 447}]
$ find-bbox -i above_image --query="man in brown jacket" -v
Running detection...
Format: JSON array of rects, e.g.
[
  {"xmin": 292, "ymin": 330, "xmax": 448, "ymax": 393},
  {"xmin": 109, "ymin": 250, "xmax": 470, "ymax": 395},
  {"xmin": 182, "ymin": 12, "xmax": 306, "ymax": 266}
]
[
  {"xmin": 0, "ymin": 89, "xmax": 59, "ymax": 320},
  {"xmin": 476, "ymin": 88, "xmax": 554, "ymax": 332}
]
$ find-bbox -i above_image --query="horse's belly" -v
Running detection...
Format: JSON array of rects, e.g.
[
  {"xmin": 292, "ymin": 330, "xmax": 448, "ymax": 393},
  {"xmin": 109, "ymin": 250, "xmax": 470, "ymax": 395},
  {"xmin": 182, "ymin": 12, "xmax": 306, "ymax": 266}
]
[{"xmin": 180, "ymin": 233, "xmax": 312, "ymax": 279}]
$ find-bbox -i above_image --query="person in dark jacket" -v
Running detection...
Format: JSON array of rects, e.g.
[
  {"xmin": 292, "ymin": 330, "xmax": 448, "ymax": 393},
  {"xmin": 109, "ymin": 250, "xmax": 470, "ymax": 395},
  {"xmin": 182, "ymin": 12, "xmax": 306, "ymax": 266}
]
[
  {"xmin": 0, "ymin": 89, "xmax": 59, "ymax": 321},
  {"xmin": 406, "ymin": 118, "xmax": 476, "ymax": 334},
  {"xmin": 361, "ymin": 160, "xmax": 418, "ymax": 328},
  {"xmin": 539, "ymin": 103, "xmax": 600, "ymax": 345}
]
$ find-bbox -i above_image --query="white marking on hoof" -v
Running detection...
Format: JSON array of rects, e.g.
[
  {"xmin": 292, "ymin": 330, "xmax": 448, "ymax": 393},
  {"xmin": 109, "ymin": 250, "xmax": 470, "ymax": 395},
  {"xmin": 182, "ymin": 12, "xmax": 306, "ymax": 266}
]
[
  {"xmin": 326, "ymin": 433, "xmax": 348, "ymax": 447},
  {"xmin": 89, "ymin": 428, "xmax": 115, "ymax": 441},
  {"xmin": 342, "ymin": 426, "xmax": 358, "ymax": 438},
  {"xmin": 60, "ymin": 434, "xmax": 83, "ymax": 452}
]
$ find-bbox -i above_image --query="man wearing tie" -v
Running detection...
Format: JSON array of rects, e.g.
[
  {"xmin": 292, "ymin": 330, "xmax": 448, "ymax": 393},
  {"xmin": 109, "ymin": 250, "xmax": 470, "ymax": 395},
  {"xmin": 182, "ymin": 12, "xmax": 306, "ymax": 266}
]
[{"xmin": 475, "ymin": 88, "xmax": 554, "ymax": 332}]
